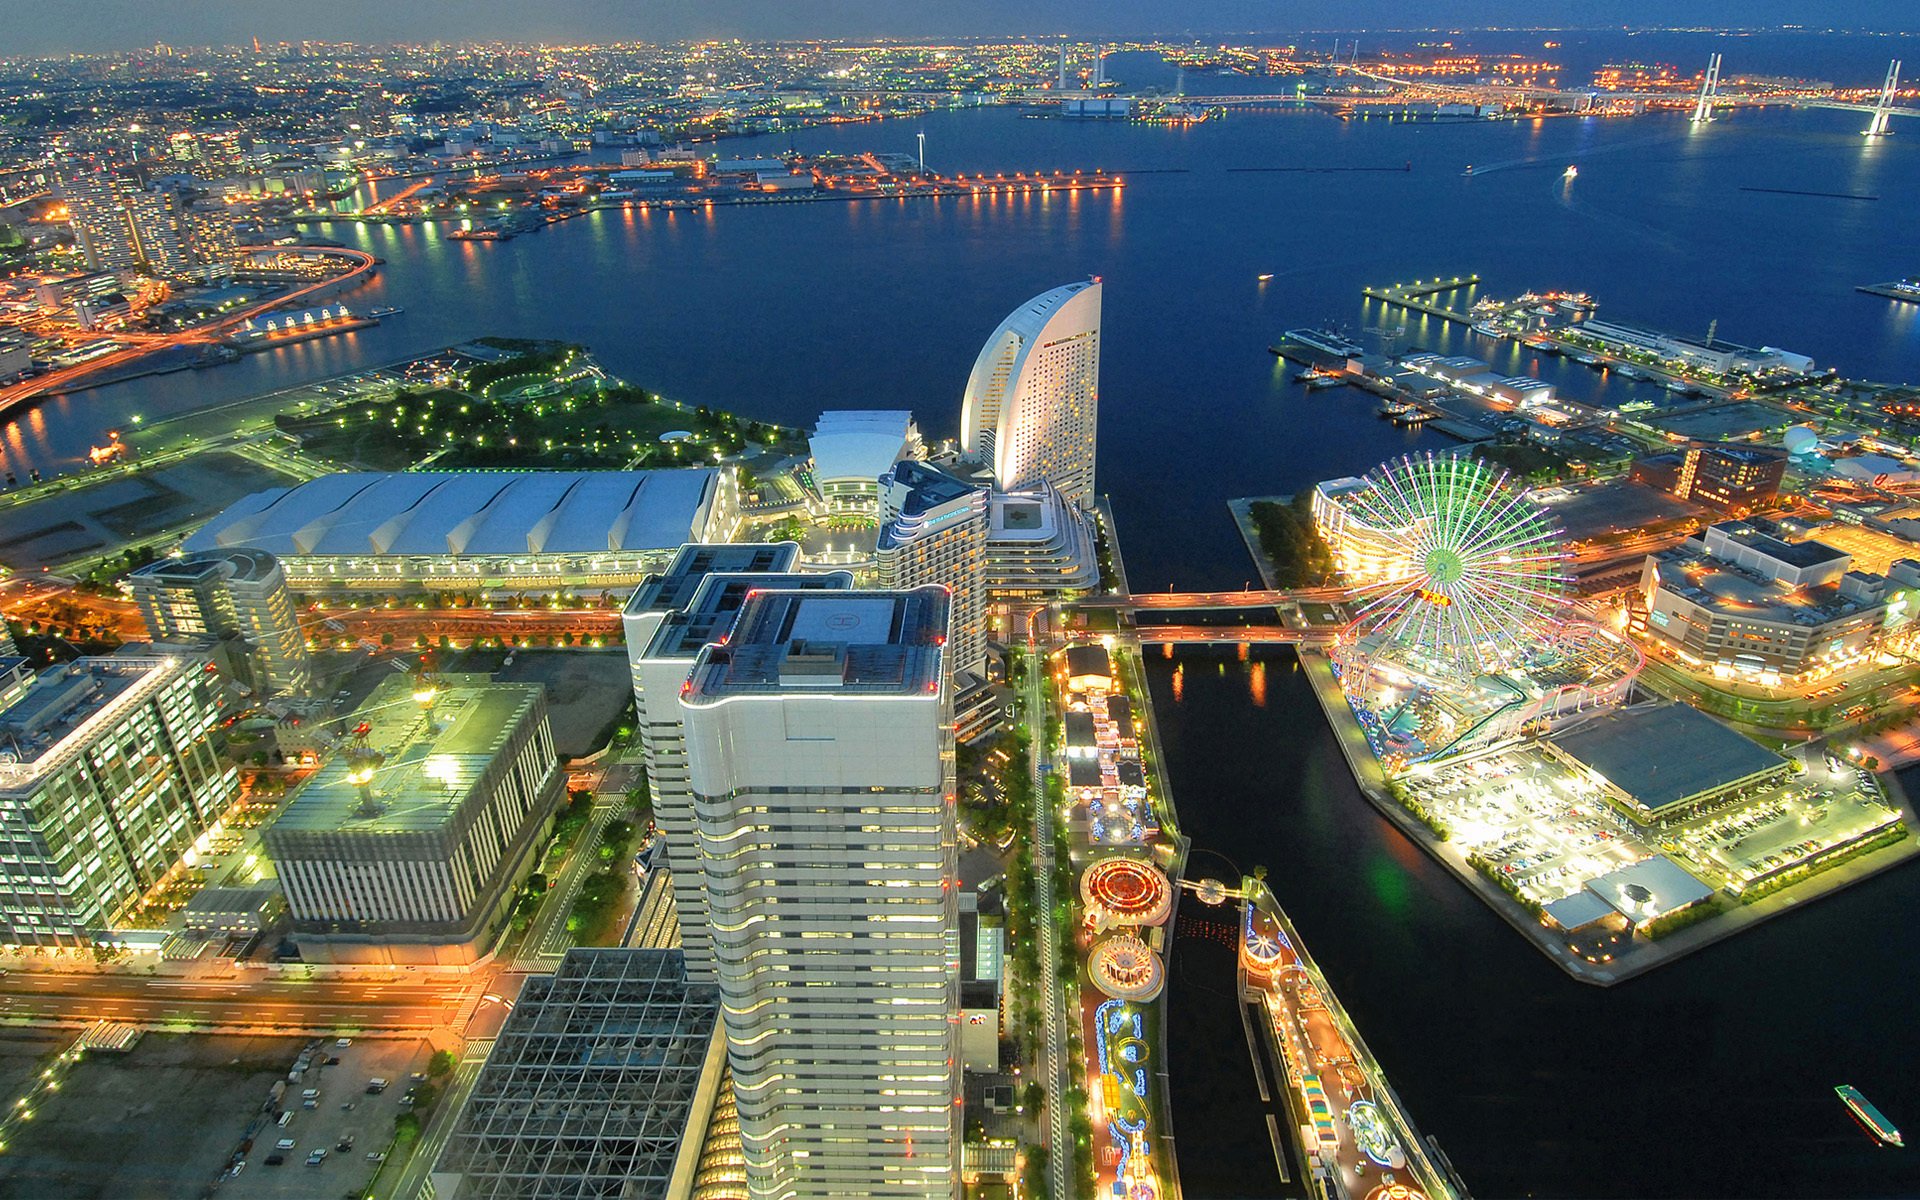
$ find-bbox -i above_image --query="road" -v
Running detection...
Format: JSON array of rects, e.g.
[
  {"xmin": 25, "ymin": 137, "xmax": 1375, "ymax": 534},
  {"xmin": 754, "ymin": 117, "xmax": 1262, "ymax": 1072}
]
[
  {"xmin": 514, "ymin": 797, "xmax": 620, "ymax": 971},
  {"xmin": 0, "ymin": 971, "xmax": 479, "ymax": 1032},
  {"xmin": 378, "ymin": 1037, "xmax": 492, "ymax": 1200},
  {"xmin": 1134, "ymin": 625, "xmax": 1332, "ymax": 646},
  {"xmin": 1076, "ymin": 586, "xmax": 1362, "ymax": 610}
]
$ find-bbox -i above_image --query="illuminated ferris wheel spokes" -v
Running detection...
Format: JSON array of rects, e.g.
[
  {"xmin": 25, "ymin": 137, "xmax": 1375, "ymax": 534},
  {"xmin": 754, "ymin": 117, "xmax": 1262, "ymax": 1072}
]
[{"xmin": 1343, "ymin": 453, "xmax": 1570, "ymax": 671}]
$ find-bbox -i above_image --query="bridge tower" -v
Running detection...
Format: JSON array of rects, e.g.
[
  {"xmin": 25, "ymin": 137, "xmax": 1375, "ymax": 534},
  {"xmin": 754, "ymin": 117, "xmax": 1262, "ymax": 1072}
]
[
  {"xmin": 1058, "ymin": 44, "xmax": 1068, "ymax": 91},
  {"xmin": 1867, "ymin": 59, "xmax": 1902, "ymax": 136},
  {"xmin": 1691, "ymin": 53, "xmax": 1723, "ymax": 124}
]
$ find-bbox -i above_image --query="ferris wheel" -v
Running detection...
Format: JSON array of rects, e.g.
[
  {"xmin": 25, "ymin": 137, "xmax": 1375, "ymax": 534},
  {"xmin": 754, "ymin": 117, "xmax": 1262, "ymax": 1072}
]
[{"xmin": 1341, "ymin": 453, "xmax": 1570, "ymax": 671}]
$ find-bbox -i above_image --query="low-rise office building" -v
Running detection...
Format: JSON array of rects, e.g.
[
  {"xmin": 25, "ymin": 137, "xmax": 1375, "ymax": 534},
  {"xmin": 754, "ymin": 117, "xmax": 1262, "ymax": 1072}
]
[
  {"xmin": 1628, "ymin": 443, "xmax": 1787, "ymax": 514},
  {"xmin": 265, "ymin": 675, "xmax": 561, "ymax": 964},
  {"xmin": 0, "ymin": 647, "xmax": 237, "ymax": 946},
  {"xmin": 1639, "ymin": 519, "xmax": 1920, "ymax": 678},
  {"xmin": 128, "ymin": 547, "xmax": 313, "ymax": 697}
]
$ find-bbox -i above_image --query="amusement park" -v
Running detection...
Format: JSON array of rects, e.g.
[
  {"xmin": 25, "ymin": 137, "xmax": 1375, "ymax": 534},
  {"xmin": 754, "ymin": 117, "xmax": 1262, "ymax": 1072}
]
[
  {"xmin": 1235, "ymin": 879, "xmax": 1457, "ymax": 1200},
  {"xmin": 1052, "ymin": 640, "xmax": 1183, "ymax": 1200},
  {"xmin": 1305, "ymin": 453, "xmax": 1920, "ymax": 982}
]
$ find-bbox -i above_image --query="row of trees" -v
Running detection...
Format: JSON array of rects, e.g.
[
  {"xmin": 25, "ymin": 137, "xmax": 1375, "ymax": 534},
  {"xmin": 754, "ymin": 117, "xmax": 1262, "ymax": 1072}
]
[{"xmin": 1248, "ymin": 494, "xmax": 1335, "ymax": 588}]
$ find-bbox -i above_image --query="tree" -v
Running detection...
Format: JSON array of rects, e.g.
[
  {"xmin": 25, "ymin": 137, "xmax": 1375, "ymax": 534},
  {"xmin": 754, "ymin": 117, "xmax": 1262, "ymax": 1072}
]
[{"xmin": 428, "ymin": 1049, "xmax": 455, "ymax": 1078}]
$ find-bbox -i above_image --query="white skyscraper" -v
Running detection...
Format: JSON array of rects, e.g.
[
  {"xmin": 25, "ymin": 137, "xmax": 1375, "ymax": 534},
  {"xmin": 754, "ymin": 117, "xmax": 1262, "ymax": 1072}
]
[
  {"xmin": 960, "ymin": 278, "xmax": 1102, "ymax": 509},
  {"xmin": 681, "ymin": 587, "xmax": 960, "ymax": 1200},
  {"xmin": 620, "ymin": 542, "xmax": 845, "ymax": 984}
]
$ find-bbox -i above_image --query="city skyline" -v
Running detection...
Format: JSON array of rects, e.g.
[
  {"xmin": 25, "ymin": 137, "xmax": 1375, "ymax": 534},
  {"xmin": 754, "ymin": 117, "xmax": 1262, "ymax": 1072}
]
[{"xmin": 5, "ymin": 2, "xmax": 1920, "ymax": 55}]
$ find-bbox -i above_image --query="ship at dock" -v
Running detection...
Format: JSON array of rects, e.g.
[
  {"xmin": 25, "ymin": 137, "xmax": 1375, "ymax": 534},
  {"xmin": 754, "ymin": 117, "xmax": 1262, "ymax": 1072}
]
[
  {"xmin": 1837, "ymin": 1085, "xmax": 1903, "ymax": 1146},
  {"xmin": 1273, "ymin": 327, "xmax": 1367, "ymax": 362}
]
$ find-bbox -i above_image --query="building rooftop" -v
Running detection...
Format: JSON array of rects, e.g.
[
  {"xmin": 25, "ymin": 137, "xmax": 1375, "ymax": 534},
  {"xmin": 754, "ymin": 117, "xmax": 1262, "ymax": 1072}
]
[
  {"xmin": 878, "ymin": 461, "xmax": 987, "ymax": 552},
  {"xmin": 271, "ymin": 675, "xmax": 542, "ymax": 836},
  {"xmin": 647, "ymin": 571, "xmax": 852, "ymax": 660},
  {"xmin": 1651, "ymin": 545, "xmax": 1872, "ymax": 628},
  {"xmin": 185, "ymin": 469, "xmax": 721, "ymax": 558},
  {"xmin": 809, "ymin": 409, "xmax": 919, "ymax": 486},
  {"xmin": 1584, "ymin": 855, "xmax": 1715, "ymax": 922},
  {"xmin": 1065, "ymin": 645, "xmax": 1112, "ymax": 681},
  {"xmin": 0, "ymin": 654, "xmax": 189, "ymax": 791},
  {"xmin": 683, "ymin": 588, "xmax": 947, "ymax": 699},
  {"xmin": 1706, "ymin": 520, "xmax": 1849, "ymax": 571},
  {"xmin": 132, "ymin": 546, "xmax": 283, "ymax": 586},
  {"xmin": 1549, "ymin": 704, "xmax": 1786, "ymax": 814},
  {"xmin": 433, "ymin": 948, "xmax": 719, "ymax": 1200},
  {"xmin": 624, "ymin": 542, "xmax": 800, "ymax": 618}
]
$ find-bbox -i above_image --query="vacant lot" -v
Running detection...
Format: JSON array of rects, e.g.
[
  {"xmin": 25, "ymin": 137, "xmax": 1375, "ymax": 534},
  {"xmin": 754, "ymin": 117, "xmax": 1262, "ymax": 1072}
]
[{"xmin": 0, "ymin": 1033, "xmax": 300, "ymax": 1200}]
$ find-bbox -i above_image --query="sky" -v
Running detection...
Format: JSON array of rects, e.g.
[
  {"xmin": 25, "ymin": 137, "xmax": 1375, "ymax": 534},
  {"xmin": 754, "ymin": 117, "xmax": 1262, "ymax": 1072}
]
[{"xmin": 3, "ymin": 1, "xmax": 1916, "ymax": 55}]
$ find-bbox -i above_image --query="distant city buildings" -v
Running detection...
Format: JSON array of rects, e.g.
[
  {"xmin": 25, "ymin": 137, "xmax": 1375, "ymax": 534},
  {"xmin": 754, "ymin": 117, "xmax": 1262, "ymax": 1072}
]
[
  {"xmin": 961, "ymin": 279, "xmax": 1102, "ymax": 509},
  {"xmin": 620, "ymin": 542, "xmax": 848, "ymax": 983},
  {"xmin": 128, "ymin": 547, "xmax": 312, "ymax": 697},
  {"xmin": 431, "ymin": 948, "xmax": 725, "ymax": 1200},
  {"xmin": 1628, "ymin": 443, "xmax": 1787, "ymax": 513},
  {"xmin": 55, "ymin": 170, "xmax": 236, "ymax": 281},
  {"xmin": 0, "ymin": 647, "xmax": 236, "ymax": 946},
  {"xmin": 185, "ymin": 469, "xmax": 738, "ymax": 595},
  {"xmin": 264, "ymin": 674, "xmax": 561, "ymax": 964},
  {"xmin": 1638, "ymin": 519, "xmax": 1920, "ymax": 680},
  {"xmin": 681, "ymin": 587, "xmax": 960, "ymax": 1199}
]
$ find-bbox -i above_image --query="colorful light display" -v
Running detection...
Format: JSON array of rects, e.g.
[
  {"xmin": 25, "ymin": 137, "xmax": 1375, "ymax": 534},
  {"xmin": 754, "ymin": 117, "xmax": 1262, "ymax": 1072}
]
[{"xmin": 1341, "ymin": 453, "xmax": 1570, "ymax": 672}]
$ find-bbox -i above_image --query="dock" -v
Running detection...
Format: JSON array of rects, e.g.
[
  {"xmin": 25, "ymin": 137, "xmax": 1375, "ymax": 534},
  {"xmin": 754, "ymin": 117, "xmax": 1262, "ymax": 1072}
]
[
  {"xmin": 1361, "ymin": 275, "xmax": 1481, "ymax": 324},
  {"xmin": 1857, "ymin": 281, "xmax": 1920, "ymax": 305}
]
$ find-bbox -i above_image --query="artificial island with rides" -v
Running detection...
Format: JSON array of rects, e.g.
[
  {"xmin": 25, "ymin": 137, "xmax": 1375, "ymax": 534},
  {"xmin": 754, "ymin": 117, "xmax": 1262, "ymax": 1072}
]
[{"xmin": 1291, "ymin": 452, "xmax": 1919, "ymax": 983}]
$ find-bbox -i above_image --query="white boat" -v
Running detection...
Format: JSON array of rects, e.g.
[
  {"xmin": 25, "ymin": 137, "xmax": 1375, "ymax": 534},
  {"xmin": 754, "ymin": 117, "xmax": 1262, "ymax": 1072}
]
[{"xmin": 1563, "ymin": 165, "xmax": 1579, "ymax": 181}]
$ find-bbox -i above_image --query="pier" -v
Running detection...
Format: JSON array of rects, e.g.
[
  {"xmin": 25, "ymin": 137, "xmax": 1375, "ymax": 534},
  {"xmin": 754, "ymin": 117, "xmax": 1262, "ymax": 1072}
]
[
  {"xmin": 1857, "ymin": 281, "xmax": 1920, "ymax": 306},
  {"xmin": 1361, "ymin": 275, "xmax": 1480, "ymax": 324}
]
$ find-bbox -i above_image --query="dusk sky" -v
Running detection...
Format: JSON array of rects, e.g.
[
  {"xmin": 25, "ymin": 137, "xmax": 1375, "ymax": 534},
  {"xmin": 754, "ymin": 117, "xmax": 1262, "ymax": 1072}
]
[{"xmin": 4, "ymin": 0, "xmax": 1917, "ymax": 54}]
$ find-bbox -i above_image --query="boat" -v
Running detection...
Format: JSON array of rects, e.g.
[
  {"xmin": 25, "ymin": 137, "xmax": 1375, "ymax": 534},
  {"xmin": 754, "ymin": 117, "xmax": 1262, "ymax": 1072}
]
[
  {"xmin": 1563, "ymin": 165, "xmax": 1579, "ymax": 181},
  {"xmin": 368, "ymin": 306, "xmax": 403, "ymax": 318},
  {"xmin": 1664, "ymin": 380, "xmax": 1694, "ymax": 394},
  {"xmin": 1614, "ymin": 365, "xmax": 1645, "ymax": 380},
  {"xmin": 1472, "ymin": 321, "xmax": 1505, "ymax": 338},
  {"xmin": 1305, "ymin": 374, "xmax": 1346, "ymax": 391},
  {"xmin": 1257, "ymin": 273, "xmax": 1274, "ymax": 282},
  {"xmin": 1837, "ymin": 1085, "xmax": 1903, "ymax": 1146},
  {"xmin": 1572, "ymin": 354, "xmax": 1600, "ymax": 367},
  {"xmin": 448, "ymin": 224, "xmax": 512, "ymax": 241},
  {"xmin": 1282, "ymin": 328, "xmax": 1367, "ymax": 359}
]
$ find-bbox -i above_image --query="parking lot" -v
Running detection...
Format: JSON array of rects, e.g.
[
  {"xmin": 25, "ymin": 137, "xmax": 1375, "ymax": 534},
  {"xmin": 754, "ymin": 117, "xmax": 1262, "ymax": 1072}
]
[
  {"xmin": 221, "ymin": 1037, "xmax": 435, "ymax": 1200},
  {"xmin": 1409, "ymin": 751, "xmax": 1646, "ymax": 906},
  {"xmin": 1405, "ymin": 746, "xmax": 1902, "ymax": 906}
]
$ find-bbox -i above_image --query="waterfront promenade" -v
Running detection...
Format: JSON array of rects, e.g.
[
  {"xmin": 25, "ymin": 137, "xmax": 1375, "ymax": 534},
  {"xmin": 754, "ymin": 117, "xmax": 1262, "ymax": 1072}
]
[{"xmin": 1239, "ymin": 877, "xmax": 1463, "ymax": 1199}]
